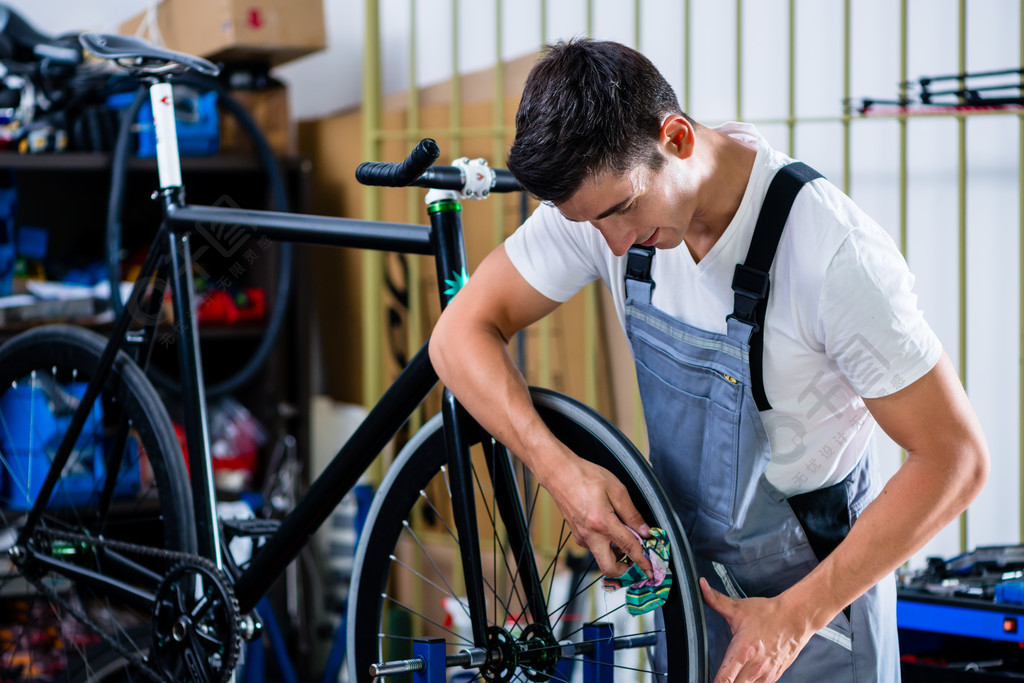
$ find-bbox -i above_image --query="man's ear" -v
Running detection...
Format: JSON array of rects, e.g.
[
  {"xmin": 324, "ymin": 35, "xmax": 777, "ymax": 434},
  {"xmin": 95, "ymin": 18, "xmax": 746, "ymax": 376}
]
[{"xmin": 659, "ymin": 115, "xmax": 695, "ymax": 159}]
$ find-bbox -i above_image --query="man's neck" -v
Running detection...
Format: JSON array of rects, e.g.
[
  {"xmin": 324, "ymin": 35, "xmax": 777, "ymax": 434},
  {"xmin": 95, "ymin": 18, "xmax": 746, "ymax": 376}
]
[{"xmin": 684, "ymin": 128, "xmax": 757, "ymax": 263}]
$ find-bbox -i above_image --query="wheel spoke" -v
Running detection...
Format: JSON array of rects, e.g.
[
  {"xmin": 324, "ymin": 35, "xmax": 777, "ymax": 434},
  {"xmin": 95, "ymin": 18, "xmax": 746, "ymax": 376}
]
[
  {"xmin": 350, "ymin": 394, "xmax": 705, "ymax": 682},
  {"xmin": 0, "ymin": 326, "xmax": 195, "ymax": 681}
]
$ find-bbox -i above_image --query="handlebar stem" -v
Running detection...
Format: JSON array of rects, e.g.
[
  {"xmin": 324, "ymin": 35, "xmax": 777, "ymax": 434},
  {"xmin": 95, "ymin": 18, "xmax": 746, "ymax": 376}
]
[
  {"xmin": 425, "ymin": 188, "xmax": 460, "ymax": 205},
  {"xmin": 451, "ymin": 157, "xmax": 494, "ymax": 199}
]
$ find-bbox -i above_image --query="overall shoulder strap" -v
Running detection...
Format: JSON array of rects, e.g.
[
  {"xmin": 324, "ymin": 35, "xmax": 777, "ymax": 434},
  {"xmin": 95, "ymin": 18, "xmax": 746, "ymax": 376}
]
[
  {"xmin": 624, "ymin": 245, "xmax": 656, "ymax": 303},
  {"xmin": 730, "ymin": 161, "xmax": 823, "ymax": 411}
]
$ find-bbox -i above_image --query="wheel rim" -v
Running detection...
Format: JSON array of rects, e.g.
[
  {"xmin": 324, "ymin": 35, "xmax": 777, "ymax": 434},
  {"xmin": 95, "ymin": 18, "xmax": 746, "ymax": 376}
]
[{"xmin": 351, "ymin": 397, "xmax": 705, "ymax": 682}]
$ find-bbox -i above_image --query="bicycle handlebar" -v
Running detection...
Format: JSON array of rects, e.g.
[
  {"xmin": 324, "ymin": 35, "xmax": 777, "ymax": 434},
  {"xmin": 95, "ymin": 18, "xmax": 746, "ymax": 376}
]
[
  {"xmin": 356, "ymin": 138, "xmax": 522, "ymax": 196},
  {"xmin": 356, "ymin": 138, "xmax": 441, "ymax": 186}
]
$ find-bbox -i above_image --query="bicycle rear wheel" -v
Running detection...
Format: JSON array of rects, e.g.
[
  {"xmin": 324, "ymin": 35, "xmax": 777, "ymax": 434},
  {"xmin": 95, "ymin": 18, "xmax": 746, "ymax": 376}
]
[
  {"xmin": 0, "ymin": 325, "xmax": 195, "ymax": 682},
  {"xmin": 348, "ymin": 387, "xmax": 707, "ymax": 682}
]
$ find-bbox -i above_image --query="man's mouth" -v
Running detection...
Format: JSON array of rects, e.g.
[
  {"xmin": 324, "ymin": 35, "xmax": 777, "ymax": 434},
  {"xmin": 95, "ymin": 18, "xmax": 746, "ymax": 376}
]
[{"xmin": 637, "ymin": 229, "xmax": 659, "ymax": 247}]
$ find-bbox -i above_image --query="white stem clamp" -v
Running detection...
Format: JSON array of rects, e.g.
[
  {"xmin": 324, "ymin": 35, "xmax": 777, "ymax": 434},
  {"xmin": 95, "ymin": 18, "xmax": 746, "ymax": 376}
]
[{"xmin": 452, "ymin": 157, "xmax": 494, "ymax": 199}]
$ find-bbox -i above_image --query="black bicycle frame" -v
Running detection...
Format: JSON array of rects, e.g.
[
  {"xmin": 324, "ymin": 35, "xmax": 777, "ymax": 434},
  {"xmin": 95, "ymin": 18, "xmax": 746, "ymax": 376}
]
[
  {"xmin": 161, "ymin": 191, "xmax": 477, "ymax": 615},
  {"xmin": 19, "ymin": 176, "xmax": 534, "ymax": 650}
]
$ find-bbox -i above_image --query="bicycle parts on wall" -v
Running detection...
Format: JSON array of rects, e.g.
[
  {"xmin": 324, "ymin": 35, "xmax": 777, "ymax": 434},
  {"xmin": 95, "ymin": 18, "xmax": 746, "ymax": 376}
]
[{"xmin": 348, "ymin": 388, "xmax": 709, "ymax": 682}]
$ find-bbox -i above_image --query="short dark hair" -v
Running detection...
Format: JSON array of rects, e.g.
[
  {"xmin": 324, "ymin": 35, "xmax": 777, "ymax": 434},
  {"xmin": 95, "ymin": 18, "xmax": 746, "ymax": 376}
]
[{"xmin": 507, "ymin": 38, "xmax": 688, "ymax": 204}]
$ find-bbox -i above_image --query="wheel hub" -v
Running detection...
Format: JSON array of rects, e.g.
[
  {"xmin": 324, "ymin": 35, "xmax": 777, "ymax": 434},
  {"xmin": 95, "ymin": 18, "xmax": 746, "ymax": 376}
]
[
  {"xmin": 480, "ymin": 627, "xmax": 517, "ymax": 682},
  {"xmin": 519, "ymin": 623, "xmax": 561, "ymax": 681},
  {"xmin": 473, "ymin": 623, "xmax": 562, "ymax": 682}
]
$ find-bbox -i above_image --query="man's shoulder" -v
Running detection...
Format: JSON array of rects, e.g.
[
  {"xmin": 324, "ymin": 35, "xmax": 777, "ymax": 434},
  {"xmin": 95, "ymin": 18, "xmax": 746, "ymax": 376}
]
[{"xmin": 503, "ymin": 203, "xmax": 613, "ymax": 303}]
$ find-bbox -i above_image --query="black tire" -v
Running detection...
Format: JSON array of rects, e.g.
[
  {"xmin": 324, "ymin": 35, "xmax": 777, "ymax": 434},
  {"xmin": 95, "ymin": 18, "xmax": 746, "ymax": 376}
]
[
  {"xmin": 348, "ymin": 387, "xmax": 707, "ymax": 682},
  {"xmin": 0, "ymin": 325, "xmax": 196, "ymax": 682}
]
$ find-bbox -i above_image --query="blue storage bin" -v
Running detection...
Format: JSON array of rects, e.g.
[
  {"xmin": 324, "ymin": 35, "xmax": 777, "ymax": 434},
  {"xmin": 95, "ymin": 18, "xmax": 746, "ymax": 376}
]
[
  {"xmin": 107, "ymin": 88, "xmax": 219, "ymax": 158},
  {"xmin": 996, "ymin": 580, "xmax": 1024, "ymax": 606},
  {"xmin": 0, "ymin": 382, "xmax": 140, "ymax": 511}
]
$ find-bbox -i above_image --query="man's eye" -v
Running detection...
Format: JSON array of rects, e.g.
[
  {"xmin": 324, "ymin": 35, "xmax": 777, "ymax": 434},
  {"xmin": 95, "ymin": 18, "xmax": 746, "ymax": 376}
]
[{"xmin": 617, "ymin": 201, "xmax": 636, "ymax": 215}]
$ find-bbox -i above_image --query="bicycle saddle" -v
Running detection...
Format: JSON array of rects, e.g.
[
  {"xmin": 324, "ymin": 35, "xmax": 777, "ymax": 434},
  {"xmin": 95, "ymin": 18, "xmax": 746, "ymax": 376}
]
[
  {"xmin": 0, "ymin": 5, "xmax": 81, "ymax": 64},
  {"xmin": 78, "ymin": 33, "xmax": 220, "ymax": 77}
]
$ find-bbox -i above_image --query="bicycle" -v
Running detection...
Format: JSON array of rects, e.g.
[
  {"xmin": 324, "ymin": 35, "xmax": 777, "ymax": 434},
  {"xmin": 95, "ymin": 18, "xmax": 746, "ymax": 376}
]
[{"xmin": 0, "ymin": 32, "xmax": 708, "ymax": 682}]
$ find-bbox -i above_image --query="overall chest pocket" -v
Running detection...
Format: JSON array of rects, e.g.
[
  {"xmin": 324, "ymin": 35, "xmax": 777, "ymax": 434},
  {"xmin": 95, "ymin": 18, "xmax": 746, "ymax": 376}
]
[{"xmin": 634, "ymin": 339, "xmax": 743, "ymax": 526}]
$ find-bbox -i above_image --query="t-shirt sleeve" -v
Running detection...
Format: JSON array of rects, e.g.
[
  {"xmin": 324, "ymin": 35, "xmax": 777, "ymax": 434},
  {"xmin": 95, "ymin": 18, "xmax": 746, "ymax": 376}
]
[
  {"xmin": 503, "ymin": 203, "xmax": 603, "ymax": 302},
  {"xmin": 818, "ymin": 225, "xmax": 943, "ymax": 399}
]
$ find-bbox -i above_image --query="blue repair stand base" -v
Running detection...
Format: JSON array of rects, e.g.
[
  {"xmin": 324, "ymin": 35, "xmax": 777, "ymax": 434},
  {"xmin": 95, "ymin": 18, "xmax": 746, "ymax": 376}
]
[{"xmin": 410, "ymin": 622, "xmax": 617, "ymax": 682}]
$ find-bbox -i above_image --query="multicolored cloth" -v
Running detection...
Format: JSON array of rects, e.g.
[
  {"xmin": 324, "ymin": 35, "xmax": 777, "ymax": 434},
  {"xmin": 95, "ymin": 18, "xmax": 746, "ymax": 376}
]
[{"xmin": 601, "ymin": 527, "xmax": 673, "ymax": 615}]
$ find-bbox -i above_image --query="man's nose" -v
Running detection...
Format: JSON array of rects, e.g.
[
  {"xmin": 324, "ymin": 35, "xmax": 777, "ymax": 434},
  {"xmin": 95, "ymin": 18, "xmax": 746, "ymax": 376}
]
[{"xmin": 594, "ymin": 219, "xmax": 632, "ymax": 256}]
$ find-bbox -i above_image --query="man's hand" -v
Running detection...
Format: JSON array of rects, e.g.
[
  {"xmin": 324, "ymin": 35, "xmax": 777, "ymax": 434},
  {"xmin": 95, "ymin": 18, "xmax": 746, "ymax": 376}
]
[
  {"xmin": 700, "ymin": 578, "xmax": 816, "ymax": 683},
  {"xmin": 429, "ymin": 245, "xmax": 655, "ymax": 578},
  {"xmin": 541, "ymin": 450, "xmax": 654, "ymax": 578}
]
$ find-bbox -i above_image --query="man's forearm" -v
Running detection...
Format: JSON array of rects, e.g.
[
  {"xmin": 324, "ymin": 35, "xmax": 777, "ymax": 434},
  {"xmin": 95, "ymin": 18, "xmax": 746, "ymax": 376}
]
[
  {"xmin": 782, "ymin": 431, "xmax": 989, "ymax": 632},
  {"xmin": 428, "ymin": 315, "xmax": 570, "ymax": 481}
]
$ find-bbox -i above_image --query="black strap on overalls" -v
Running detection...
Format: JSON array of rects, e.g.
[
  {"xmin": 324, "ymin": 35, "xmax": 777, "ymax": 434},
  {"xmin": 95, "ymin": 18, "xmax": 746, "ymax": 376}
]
[
  {"xmin": 624, "ymin": 161, "xmax": 823, "ymax": 412},
  {"xmin": 728, "ymin": 161, "xmax": 822, "ymax": 411}
]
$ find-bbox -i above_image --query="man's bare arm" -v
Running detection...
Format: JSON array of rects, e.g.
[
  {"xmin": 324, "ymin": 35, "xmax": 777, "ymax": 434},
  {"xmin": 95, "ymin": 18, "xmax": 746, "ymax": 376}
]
[
  {"xmin": 703, "ymin": 352, "xmax": 990, "ymax": 682},
  {"xmin": 429, "ymin": 245, "xmax": 653, "ymax": 576}
]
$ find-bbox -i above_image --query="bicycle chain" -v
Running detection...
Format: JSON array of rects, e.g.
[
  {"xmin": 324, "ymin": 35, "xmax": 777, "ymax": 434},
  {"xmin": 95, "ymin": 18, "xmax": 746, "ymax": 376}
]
[
  {"xmin": 152, "ymin": 561, "xmax": 243, "ymax": 682},
  {"xmin": 17, "ymin": 528, "xmax": 242, "ymax": 683}
]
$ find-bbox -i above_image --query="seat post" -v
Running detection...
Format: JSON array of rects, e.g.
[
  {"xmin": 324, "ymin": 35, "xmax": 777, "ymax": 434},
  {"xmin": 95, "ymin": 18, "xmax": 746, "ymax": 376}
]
[{"xmin": 147, "ymin": 77, "xmax": 183, "ymax": 190}]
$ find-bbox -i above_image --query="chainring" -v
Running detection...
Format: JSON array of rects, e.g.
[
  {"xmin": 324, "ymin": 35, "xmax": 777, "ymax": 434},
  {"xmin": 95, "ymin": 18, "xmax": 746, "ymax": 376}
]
[{"xmin": 151, "ymin": 561, "xmax": 242, "ymax": 683}]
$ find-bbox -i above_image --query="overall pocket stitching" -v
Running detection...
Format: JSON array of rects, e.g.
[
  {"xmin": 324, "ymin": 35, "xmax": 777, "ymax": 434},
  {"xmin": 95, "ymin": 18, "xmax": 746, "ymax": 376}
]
[
  {"xmin": 814, "ymin": 624, "xmax": 853, "ymax": 651},
  {"xmin": 635, "ymin": 356, "xmax": 740, "ymax": 524},
  {"xmin": 712, "ymin": 561, "xmax": 745, "ymax": 599}
]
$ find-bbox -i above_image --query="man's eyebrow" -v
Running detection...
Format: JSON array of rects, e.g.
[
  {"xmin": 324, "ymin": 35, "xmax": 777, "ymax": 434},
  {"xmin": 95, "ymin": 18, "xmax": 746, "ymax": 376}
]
[
  {"xmin": 593, "ymin": 195, "xmax": 634, "ymax": 220},
  {"xmin": 556, "ymin": 194, "xmax": 633, "ymax": 223}
]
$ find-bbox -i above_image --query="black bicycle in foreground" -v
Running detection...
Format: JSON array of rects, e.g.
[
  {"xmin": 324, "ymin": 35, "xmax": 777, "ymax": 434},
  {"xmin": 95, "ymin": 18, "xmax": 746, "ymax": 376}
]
[{"xmin": 0, "ymin": 33, "xmax": 707, "ymax": 683}]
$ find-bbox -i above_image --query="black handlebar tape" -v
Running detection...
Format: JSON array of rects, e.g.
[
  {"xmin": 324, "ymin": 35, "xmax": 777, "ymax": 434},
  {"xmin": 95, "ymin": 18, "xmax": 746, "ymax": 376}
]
[
  {"xmin": 414, "ymin": 165, "xmax": 464, "ymax": 190},
  {"xmin": 356, "ymin": 138, "xmax": 441, "ymax": 186},
  {"xmin": 491, "ymin": 169, "xmax": 522, "ymax": 193}
]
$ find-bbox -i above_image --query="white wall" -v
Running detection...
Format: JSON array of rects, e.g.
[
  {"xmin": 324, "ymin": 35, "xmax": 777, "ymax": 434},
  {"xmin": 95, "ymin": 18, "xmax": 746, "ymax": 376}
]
[
  {"xmin": 10, "ymin": 0, "xmax": 1023, "ymax": 567},
  {"xmin": 1, "ymin": 0, "xmax": 148, "ymax": 34}
]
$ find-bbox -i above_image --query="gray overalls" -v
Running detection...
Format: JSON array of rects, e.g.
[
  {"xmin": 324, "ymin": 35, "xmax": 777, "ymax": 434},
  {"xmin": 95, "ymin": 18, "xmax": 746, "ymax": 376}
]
[{"xmin": 624, "ymin": 163, "xmax": 901, "ymax": 681}]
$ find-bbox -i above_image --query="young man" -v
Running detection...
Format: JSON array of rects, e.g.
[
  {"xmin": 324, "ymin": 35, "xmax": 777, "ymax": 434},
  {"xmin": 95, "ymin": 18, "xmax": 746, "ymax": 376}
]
[{"xmin": 428, "ymin": 39, "xmax": 989, "ymax": 681}]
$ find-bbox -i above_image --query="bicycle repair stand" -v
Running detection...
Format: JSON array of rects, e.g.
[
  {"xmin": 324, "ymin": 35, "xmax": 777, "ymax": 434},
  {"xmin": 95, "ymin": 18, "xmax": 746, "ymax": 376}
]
[{"xmin": 379, "ymin": 622, "xmax": 617, "ymax": 682}]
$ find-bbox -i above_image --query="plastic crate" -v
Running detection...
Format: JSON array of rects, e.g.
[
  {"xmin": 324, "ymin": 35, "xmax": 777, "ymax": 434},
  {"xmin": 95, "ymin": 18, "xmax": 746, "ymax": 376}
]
[
  {"xmin": 0, "ymin": 382, "xmax": 140, "ymax": 511},
  {"xmin": 106, "ymin": 89, "xmax": 220, "ymax": 158}
]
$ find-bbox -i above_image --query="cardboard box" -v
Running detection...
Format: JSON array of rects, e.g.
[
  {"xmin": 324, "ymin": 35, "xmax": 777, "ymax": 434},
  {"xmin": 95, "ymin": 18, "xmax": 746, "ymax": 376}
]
[
  {"xmin": 220, "ymin": 85, "xmax": 296, "ymax": 156},
  {"xmin": 120, "ymin": 0, "xmax": 326, "ymax": 67}
]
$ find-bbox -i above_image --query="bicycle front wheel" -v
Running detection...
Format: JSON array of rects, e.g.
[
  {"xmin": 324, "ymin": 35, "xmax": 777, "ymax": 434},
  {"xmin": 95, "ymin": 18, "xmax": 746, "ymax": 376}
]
[
  {"xmin": 348, "ymin": 387, "xmax": 707, "ymax": 682},
  {"xmin": 0, "ymin": 325, "xmax": 196, "ymax": 682}
]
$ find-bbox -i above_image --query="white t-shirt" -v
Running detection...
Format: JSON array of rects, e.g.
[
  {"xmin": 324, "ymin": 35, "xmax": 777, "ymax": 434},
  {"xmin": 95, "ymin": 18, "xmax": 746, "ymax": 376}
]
[{"xmin": 504, "ymin": 122, "xmax": 942, "ymax": 496}]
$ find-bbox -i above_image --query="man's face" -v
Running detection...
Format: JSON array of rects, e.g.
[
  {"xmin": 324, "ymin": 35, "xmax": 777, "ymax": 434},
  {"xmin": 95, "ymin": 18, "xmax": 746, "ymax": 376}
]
[{"xmin": 554, "ymin": 153, "xmax": 696, "ymax": 257}]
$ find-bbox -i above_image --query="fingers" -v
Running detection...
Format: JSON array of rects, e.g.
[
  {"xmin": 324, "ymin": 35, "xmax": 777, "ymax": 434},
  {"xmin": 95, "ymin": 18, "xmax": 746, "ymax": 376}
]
[
  {"xmin": 700, "ymin": 577, "xmax": 737, "ymax": 626},
  {"xmin": 551, "ymin": 457, "xmax": 656, "ymax": 578},
  {"xmin": 580, "ymin": 527, "xmax": 639, "ymax": 576},
  {"xmin": 606, "ymin": 479, "xmax": 652, "ymax": 538},
  {"xmin": 714, "ymin": 656, "xmax": 776, "ymax": 683},
  {"xmin": 700, "ymin": 577, "xmax": 721, "ymax": 606},
  {"xmin": 604, "ymin": 482, "xmax": 654, "ymax": 575},
  {"xmin": 589, "ymin": 543, "xmax": 622, "ymax": 577},
  {"xmin": 615, "ymin": 530, "xmax": 654, "ymax": 578},
  {"xmin": 576, "ymin": 519, "xmax": 652, "ymax": 577},
  {"xmin": 714, "ymin": 643, "xmax": 777, "ymax": 683}
]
